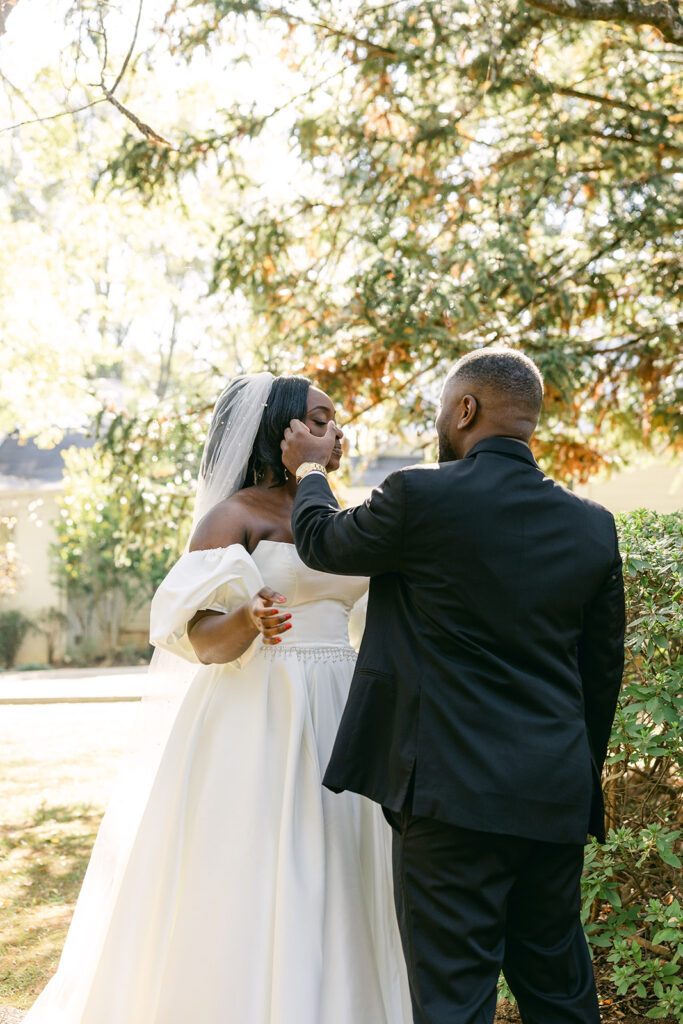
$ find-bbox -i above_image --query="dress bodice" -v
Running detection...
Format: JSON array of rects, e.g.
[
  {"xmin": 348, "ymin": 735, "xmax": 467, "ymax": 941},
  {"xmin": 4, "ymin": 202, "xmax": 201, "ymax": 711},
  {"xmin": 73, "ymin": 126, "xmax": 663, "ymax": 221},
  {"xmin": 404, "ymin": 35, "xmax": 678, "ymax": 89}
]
[
  {"xmin": 150, "ymin": 540, "xmax": 368, "ymax": 663},
  {"xmin": 251, "ymin": 540, "xmax": 367, "ymax": 649}
]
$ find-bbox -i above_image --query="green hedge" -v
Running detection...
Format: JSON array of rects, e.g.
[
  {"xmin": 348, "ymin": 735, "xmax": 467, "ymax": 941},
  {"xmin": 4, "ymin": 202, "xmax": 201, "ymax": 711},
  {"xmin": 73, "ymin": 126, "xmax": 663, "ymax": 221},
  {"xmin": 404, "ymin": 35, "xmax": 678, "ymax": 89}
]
[
  {"xmin": 581, "ymin": 510, "xmax": 682, "ymax": 1019},
  {"xmin": 0, "ymin": 609, "xmax": 32, "ymax": 669}
]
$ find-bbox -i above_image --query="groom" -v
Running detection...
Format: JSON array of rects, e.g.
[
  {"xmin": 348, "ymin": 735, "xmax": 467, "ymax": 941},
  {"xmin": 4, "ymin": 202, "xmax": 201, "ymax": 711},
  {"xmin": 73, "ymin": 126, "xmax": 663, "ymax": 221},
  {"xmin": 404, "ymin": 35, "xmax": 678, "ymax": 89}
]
[{"xmin": 281, "ymin": 348, "xmax": 625, "ymax": 1024}]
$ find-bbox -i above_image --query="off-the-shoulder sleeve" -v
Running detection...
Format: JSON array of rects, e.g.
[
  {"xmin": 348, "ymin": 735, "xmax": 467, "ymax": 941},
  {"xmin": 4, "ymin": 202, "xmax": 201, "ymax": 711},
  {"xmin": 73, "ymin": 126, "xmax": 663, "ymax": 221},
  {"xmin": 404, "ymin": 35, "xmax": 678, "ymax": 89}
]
[{"xmin": 149, "ymin": 544, "xmax": 264, "ymax": 663}]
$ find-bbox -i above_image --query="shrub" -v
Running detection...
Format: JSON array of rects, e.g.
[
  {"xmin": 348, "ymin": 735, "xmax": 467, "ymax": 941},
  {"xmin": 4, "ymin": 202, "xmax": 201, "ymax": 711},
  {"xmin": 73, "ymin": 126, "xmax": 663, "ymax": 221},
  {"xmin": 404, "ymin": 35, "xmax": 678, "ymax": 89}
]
[
  {"xmin": 582, "ymin": 510, "xmax": 682, "ymax": 1019},
  {"xmin": 0, "ymin": 609, "xmax": 33, "ymax": 669},
  {"xmin": 52, "ymin": 409, "xmax": 201, "ymax": 659}
]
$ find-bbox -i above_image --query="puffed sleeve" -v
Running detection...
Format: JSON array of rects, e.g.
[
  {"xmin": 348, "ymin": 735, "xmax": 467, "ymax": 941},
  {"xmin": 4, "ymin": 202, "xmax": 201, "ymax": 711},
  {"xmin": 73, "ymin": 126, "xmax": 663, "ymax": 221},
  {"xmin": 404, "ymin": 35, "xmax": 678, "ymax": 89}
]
[{"xmin": 149, "ymin": 544, "xmax": 264, "ymax": 664}]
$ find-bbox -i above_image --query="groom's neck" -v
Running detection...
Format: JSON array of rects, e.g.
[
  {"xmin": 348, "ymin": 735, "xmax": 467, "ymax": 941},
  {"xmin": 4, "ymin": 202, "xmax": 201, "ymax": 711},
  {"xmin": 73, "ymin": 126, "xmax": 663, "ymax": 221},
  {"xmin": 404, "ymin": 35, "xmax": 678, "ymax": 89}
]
[{"xmin": 459, "ymin": 428, "xmax": 533, "ymax": 459}]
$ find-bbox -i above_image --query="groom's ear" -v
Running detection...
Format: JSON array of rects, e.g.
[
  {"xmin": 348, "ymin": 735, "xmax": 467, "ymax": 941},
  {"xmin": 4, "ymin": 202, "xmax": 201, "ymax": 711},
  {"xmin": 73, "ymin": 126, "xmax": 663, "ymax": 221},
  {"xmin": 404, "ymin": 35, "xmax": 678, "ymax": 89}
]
[{"xmin": 457, "ymin": 394, "xmax": 478, "ymax": 430}]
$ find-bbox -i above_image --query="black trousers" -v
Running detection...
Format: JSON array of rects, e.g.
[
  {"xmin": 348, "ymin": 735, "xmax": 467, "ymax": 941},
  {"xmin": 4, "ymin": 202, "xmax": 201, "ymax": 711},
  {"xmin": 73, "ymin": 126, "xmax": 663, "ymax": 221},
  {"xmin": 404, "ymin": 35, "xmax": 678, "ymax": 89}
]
[{"xmin": 385, "ymin": 809, "xmax": 600, "ymax": 1024}]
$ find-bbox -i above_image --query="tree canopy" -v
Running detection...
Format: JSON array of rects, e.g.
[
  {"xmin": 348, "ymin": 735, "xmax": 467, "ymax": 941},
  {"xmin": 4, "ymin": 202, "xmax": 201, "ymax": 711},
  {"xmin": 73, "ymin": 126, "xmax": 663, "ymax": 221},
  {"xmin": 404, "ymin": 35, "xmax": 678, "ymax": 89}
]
[{"xmin": 1, "ymin": 0, "xmax": 681, "ymax": 480}]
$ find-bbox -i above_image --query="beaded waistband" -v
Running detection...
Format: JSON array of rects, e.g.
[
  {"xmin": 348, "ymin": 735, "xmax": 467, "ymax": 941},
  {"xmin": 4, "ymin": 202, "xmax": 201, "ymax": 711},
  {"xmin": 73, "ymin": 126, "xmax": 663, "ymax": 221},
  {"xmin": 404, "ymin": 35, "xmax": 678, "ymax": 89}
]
[{"xmin": 258, "ymin": 644, "xmax": 357, "ymax": 663}]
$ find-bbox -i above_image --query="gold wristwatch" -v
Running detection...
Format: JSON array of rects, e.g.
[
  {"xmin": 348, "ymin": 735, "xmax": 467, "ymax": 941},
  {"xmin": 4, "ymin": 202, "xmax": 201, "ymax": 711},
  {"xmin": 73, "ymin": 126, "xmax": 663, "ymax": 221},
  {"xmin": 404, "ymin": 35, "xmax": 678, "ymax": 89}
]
[{"xmin": 295, "ymin": 462, "xmax": 328, "ymax": 484}]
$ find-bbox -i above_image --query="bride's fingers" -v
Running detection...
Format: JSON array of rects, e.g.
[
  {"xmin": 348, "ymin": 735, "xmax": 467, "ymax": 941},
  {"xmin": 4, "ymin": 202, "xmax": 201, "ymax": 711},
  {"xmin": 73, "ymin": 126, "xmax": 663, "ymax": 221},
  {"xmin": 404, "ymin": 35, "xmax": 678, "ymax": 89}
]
[
  {"xmin": 260, "ymin": 615, "xmax": 293, "ymax": 641},
  {"xmin": 251, "ymin": 596, "xmax": 292, "ymax": 643},
  {"xmin": 261, "ymin": 622, "xmax": 293, "ymax": 644},
  {"xmin": 261, "ymin": 629, "xmax": 292, "ymax": 643},
  {"xmin": 256, "ymin": 611, "xmax": 291, "ymax": 628}
]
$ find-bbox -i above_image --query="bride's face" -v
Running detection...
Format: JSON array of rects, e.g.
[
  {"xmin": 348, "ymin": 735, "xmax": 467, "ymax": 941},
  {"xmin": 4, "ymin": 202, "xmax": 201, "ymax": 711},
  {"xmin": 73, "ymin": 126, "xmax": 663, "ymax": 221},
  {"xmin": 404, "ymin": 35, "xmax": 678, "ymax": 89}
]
[{"xmin": 304, "ymin": 387, "xmax": 344, "ymax": 472}]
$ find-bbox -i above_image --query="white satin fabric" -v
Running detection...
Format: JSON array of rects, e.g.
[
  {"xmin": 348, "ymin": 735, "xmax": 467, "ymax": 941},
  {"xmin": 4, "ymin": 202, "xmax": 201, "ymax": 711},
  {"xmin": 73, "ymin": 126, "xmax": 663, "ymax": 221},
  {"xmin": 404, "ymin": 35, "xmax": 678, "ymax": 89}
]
[{"xmin": 25, "ymin": 541, "xmax": 411, "ymax": 1024}]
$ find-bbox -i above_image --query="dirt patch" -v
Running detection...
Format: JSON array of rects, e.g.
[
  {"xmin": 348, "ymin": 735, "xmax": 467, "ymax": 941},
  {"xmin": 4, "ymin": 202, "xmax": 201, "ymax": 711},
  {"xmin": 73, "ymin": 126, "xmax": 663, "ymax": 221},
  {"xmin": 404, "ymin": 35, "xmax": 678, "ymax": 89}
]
[{"xmin": 0, "ymin": 1011, "xmax": 25, "ymax": 1024}]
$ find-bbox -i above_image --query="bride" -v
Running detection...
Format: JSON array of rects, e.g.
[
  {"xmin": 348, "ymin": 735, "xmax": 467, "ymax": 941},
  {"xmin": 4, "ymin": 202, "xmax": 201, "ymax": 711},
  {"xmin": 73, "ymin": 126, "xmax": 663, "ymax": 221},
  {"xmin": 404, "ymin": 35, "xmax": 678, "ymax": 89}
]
[{"xmin": 25, "ymin": 372, "xmax": 411, "ymax": 1024}]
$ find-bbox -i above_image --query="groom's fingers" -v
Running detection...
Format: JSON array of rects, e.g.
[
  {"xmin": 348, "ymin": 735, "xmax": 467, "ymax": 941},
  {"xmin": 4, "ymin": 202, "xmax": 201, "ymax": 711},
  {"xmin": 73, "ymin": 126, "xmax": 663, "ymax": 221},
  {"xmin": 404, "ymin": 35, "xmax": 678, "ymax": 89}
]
[
  {"xmin": 324, "ymin": 420, "xmax": 337, "ymax": 449},
  {"xmin": 282, "ymin": 419, "xmax": 310, "ymax": 442}
]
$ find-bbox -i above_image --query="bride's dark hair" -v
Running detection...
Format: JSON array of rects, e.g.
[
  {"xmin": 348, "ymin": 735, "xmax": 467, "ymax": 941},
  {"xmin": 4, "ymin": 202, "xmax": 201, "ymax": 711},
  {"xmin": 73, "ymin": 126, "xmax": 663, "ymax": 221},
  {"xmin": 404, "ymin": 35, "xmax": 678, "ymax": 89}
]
[{"xmin": 246, "ymin": 375, "xmax": 310, "ymax": 487}]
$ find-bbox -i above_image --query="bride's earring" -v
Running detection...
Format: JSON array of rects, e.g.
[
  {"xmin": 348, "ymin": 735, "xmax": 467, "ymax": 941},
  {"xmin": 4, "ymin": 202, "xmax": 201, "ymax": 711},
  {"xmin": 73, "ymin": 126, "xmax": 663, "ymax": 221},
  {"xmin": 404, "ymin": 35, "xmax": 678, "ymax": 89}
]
[{"xmin": 284, "ymin": 469, "xmax": 290, "ymax": 482}]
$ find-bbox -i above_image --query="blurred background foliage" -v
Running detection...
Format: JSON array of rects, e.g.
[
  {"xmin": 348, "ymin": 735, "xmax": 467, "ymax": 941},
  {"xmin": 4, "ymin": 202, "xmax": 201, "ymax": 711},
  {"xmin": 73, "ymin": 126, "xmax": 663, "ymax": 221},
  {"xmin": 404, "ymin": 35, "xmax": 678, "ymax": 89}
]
[{"xmin": 0, "ymin": 0, "xmax": 681, "ymax": 480}]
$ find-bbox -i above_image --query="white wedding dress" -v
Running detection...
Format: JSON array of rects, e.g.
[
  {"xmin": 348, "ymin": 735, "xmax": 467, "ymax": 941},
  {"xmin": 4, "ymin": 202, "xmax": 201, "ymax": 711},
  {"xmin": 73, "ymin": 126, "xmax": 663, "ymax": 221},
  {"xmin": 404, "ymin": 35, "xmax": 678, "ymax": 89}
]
[{"xmin": 25, "ymin": 540, "xmax": 411, "ymax": 1024}]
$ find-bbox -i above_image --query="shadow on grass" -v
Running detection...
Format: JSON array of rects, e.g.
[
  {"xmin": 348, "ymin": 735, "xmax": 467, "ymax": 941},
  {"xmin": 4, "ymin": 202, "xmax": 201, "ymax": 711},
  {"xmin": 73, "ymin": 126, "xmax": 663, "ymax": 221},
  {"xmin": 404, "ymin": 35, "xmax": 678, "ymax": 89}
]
[
  {"xmin": 29, "ymin": 804, "xmax": 96, "ymax": 827},
  {"xmin": 0, "ymin": 803, "xmax": 102, "ymax": 1007},
  {"xmin": 1, "ymin": 803, "xmax": 100, "ymax": 908}
]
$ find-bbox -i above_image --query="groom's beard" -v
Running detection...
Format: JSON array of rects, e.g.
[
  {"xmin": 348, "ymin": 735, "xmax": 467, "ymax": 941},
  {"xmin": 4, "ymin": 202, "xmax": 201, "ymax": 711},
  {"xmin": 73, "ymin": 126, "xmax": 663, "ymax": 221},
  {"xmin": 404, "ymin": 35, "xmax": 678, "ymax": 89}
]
[{"xmin": 438, "ymin": 436, "xmax": 458, "ymax": 462}]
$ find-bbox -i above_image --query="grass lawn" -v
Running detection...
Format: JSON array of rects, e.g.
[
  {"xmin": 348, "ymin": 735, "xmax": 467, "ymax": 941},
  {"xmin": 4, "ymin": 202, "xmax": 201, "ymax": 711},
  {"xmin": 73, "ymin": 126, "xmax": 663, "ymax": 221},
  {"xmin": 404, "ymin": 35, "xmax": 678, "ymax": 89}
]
[{"xmin": 0, "ymin": 703, "xmax": 136, "ymax": 1010}]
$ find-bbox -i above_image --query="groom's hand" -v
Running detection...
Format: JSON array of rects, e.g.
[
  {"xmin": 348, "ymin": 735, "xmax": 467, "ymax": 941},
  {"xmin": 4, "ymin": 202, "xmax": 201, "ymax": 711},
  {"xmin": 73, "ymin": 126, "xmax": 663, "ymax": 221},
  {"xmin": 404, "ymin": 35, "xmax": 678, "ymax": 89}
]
[{"xmin": 281, "ymin": 419, "xmax": 336, "ymax": 474}]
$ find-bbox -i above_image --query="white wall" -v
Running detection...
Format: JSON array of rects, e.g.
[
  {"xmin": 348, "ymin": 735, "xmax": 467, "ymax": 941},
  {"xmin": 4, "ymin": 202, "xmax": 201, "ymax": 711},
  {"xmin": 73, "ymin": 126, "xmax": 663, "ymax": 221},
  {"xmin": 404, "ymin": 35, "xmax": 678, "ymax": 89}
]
[
  {"xmin": 574, "ymin": 458, "xmax": 681, "ymax": 514},
  {"xmin": 0, "ymin": 485, "xmax": 65, "ymax": 664},
  {"xmin": 342, "ymin": 455, "xmax": 682, "ymax": 516}
]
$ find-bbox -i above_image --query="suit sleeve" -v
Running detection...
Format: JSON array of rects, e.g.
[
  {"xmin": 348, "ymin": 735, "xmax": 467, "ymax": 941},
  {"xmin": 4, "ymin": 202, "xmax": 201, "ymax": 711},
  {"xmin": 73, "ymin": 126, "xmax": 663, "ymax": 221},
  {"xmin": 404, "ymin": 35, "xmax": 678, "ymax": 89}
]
[
  {"xmin": 577, "ymin": 518, "xmax": 625, "ymax": 773},
  {"xmin": 291, "ymin": 470, "xmax": 405, "ymax": 577}
]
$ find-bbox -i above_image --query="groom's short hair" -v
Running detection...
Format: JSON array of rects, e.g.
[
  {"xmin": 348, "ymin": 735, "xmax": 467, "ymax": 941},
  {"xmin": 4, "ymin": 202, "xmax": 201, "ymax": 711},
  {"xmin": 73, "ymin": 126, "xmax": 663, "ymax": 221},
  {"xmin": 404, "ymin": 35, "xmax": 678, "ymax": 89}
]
[{"xmin": 447, "ymin": 348, "xmax": 544, "ymax": 416}]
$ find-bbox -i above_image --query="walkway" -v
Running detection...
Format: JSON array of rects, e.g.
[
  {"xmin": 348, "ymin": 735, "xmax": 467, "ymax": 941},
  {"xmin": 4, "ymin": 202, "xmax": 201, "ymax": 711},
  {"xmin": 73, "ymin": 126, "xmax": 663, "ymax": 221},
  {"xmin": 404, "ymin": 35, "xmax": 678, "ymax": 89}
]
[{"xmin": 0, "ymin": 665, "xmax": 147, "ymax": 705}]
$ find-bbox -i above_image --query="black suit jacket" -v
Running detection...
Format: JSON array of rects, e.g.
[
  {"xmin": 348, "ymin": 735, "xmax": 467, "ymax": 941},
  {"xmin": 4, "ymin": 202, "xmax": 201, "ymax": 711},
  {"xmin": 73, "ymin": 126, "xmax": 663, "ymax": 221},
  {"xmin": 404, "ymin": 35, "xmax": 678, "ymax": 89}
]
[{"xmin": 292, "ymin": 437, "xmax": 625, "ymax": 844}]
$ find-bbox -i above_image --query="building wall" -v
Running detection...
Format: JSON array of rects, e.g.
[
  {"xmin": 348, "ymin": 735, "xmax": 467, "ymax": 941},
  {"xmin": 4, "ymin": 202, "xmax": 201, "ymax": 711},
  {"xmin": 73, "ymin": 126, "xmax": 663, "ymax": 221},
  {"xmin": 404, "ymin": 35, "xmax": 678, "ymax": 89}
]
[
  {"xmin": 342, "ymin": 455, "xmax": 681, "ymax": 515},
  {"xmin": 574, "ymin": 458, "xmax": 681, "ymax": 514},
  {"xmin": 0, "ymin": 486, "xmax": 65, "ymax": 664}
]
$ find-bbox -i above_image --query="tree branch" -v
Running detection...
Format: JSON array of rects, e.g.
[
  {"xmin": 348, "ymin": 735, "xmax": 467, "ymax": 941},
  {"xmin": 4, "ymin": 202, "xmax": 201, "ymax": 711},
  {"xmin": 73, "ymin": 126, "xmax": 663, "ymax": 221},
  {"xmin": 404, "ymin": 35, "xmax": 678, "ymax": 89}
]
[
  {"xmin": 629, "ymin": 933, "xmax": 675, "ymax": 960},
  {"xmin": 524, "ymin": 0, "xmax": 683, "ymax": 46},
  {"xmin": 1, "ymin": 0, "xmax": 170, "ymax": 145},
  {"xmin": 108, "ymin": 0, "xmax": 144, "ymax": 95},
  {"xmin": 0, "ymin": 67, "xmax": 39, "ymax": 117},
  {"xmin": 98, "ymin": 0, "xmax": 172, "ymax": 147},
  {"xmin": 520, "ymin": 72, "xmax": 675, "ymax": 118},
  {"xmin": 100, "ymin": 87, "xmax": 172, "ymax": 146},
  {"xmin": 0, "ymin": 99, "xmax": 106, "ymax": 135}
]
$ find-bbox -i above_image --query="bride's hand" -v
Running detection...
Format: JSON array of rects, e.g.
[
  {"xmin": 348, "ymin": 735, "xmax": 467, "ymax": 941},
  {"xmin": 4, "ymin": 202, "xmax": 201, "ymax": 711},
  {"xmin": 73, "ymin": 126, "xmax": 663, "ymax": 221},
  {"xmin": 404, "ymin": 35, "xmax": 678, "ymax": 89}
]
[{"xmin": 248, "ymin": 587, "xmax": 292, "ymax": 645}]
